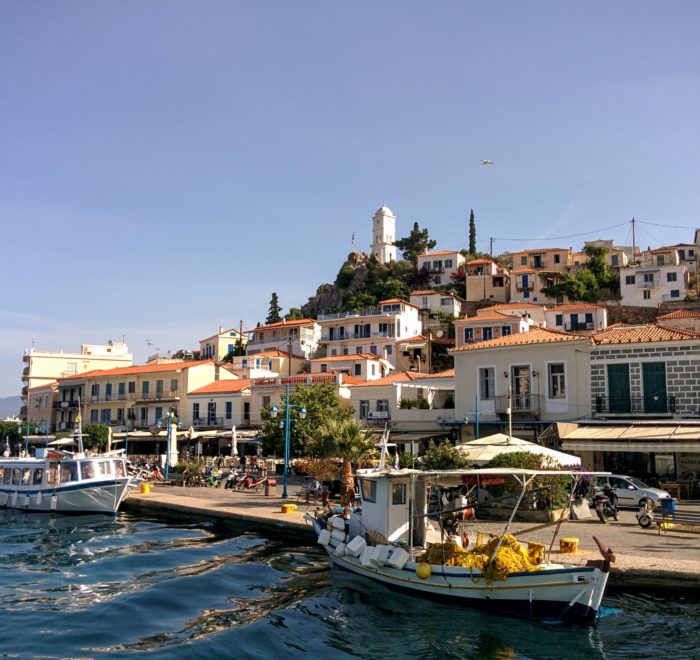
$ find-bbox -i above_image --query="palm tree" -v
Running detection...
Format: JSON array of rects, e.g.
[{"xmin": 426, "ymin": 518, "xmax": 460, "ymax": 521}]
[{"xmin": 311, "ymin": 418, "xmax": 378, "ymax": 505}]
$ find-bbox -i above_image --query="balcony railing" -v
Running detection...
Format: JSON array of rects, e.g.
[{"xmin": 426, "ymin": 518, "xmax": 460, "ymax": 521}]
[
  {"xmin": 595, "ymin": 395, "xmax": 676, "ymax": 415},
  {"xmin": 494, "ymin": 394, "xmax": 541, "ymax": 415},
  {"xmin": 193, "ymin": 417, "xmax": 224, "ymax": 428},
  {"xmin": 53, "ymin": 400, "xmax": 81, "ymax": 409},
  {"xmin": 636, "ymin": 280, "xmax": 659, "ymax": 289},
  {"xmin": 134, "ymin": 390, "xmax": 180, "ymax": 401}
]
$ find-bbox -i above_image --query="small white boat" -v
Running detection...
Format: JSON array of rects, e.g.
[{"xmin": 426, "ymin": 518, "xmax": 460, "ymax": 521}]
[
  {"xmin": 306, "ymin": 467, "xmax": 615, "ymax": 624},
  {"xmin": 0, "ymin": 416, "xmax": 132, "ymax": 515}
]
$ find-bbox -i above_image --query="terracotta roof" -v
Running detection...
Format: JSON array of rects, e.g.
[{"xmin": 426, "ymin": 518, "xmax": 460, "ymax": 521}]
[
  {"xmin": 592, "ymin": 324, "xmax": 700, "ymax": 345},
  {"xmin": 379, "ymin": 298, "xmax": 419, "ymax": 308},
  {"xmin": 28, "ymin": 381, "xmax": 58, "ymax": 391},
  {"xmin": 398, "ymin": 335, "xmax": 428, "ymax": 343},
  {"xmin": 189, "ymin": 379, "xmax": 251, "ymax": 395},
  {"xmin": 467, "ymin": 258, "xmax": 496, "ymax": 266},
  {"xmin": 452, "ymin": 327, "xmax": 587, "ymax": 352},
  {"xmin": 349, "ymin": 371, "xmax": 424, "ymax": 388},
  {"xmin": 419, "ymin": 250, "xmax": 461, "ymax": 257},
  {"xmin": 309, "ymin": 354, "xmax": 382, "ymax": 363},
  {"xmin": 252, "ymin": 318, "xmax": 316, "ymax": 331},
  {"xmin": 548, "ymin": 303, "xmax": 604, "ymax": 312},
  {"xmin": 59, "ymin": 360, "xmax": 213, "ymax": 380},
  {"xmin": 478, "ymin": 302, "xmax": 546, "ymax": 312},
  {"xmin": 511, "ymin": 247, "xmax": 569, "ymax": 253},
  {"xmin": 457, "ymin": 311, "xmax": 515, "ymax": 323},
  {"xmin": 410, "ymin": 289, "xmax": 439, "ymax": 296},
  {"xmin": 254, "ymin": 349, "xmax": 291, "ymax": 358},
  {"xmin": 657, "ymin": 309, "xmax": 700, "ymax": 320}
]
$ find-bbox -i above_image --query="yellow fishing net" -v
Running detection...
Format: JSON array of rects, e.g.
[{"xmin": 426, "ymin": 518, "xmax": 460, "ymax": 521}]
[{"xmin": 417, "ymin": 535, "xmax": 544, "ymax": 583}]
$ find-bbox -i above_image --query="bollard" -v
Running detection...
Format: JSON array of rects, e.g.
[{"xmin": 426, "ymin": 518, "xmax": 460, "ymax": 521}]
[
  {"xmin": 266, "ymin": 478, "xmax": 277, "ymax": 496},
  {"xmin": 140, "ymin": 483, "xmax": 151, "ymax": 494}
]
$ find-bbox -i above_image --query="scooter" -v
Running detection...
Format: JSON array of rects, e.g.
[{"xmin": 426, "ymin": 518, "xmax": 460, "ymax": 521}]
[
  {"xmin": 592, "ymin": 486, "xmax": 619, "ymax": 523},
  {"xmin": 636, "ymin": 499, "xmax": 656, "ymax": 528},
  {"xmin": 223, "ymin": 469, "xmax": 244, "ymax": 489}
]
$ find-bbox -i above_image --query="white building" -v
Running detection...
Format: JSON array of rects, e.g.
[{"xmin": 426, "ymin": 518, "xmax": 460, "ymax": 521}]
[
  {"xmin": 246, "ymin": 318, "xmax": 321, "ymax": 360},
  {"xmin": 317, "ymin": 299, "xmax": 423, "ymax": 367},
  {"xmin": 416, "ymin": 250, "xmax": 466, "ymax": 288},
  {"xmin": 309, "ymin": 353, "xmax": 393, "ymax": 380},
  {"xmin": 620, "ymin": 248, "xmax": 688, "ymax": 307},
  {"xmin": 371, "ymin": 205, "xmax": 397, "ymax": 264},
  {"xmin": 544, "ymin": 303, "xmax": 607, "ymax": 332},
  {"xmin": 409, "ymin": 289, "xmax": 464, "ymax": 317}
]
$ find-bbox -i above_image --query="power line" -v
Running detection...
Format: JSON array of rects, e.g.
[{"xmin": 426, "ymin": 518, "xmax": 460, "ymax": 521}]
[
  {"xmin": 636, "ymin": 220, "xmax": 698, "ymax": 231},
  {"xmin": 492, "ymin": 220, "xmax": 629, "ymax": 243}
]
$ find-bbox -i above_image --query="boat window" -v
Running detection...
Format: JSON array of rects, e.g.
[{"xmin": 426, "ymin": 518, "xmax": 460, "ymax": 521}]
[
  {"xmin": 61, "ymin": 463, "xmax": 78, "ymax": 483},
  {"xmin": 3, "ymin": 469, "xmax": 12, "ymax": 484},
  {"xmin": 47, "ymin": 463, "xmax": 59, "ymax": 485},
  {"xmin": 21, "ymin": 468, "xmax": 31, "ymax": 485},
  {"xmin": 0, "ymin": 467, "xmax": 3, "ymax": 480},
  {"xmin": 99, "ymin": 461, "xmax": 111, "ymax": 475},
  {"xmin": 392, "ymin": 483, "xmax": 406, "ymax": 505},
  {"xmin": 80, "ymin": 462, "xmax": 95, "ymax": 480},
  {"xmin": 12, "ymin": 468, "xmax": 21, "ymax": 485},
  {"xmin": 360, "ymin": 479, "xmax": 377, "ymax": 503},
  {"xmin": 33, "ymin": 468, "xmax": 44, "ymax": 485},
  {"xmin": 114, "ymin": 460, "xmax": 126, "ymax": 478}
]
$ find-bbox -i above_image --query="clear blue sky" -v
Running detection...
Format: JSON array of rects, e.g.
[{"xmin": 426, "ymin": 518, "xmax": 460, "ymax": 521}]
[{"xmin": 1, "ymin": 1, "xmax": 699, "ymax": 397}]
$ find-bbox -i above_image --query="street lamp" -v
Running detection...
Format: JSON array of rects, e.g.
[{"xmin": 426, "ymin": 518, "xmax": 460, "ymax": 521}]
[{"xmin": 270, "ymin": 384, "xmax": 307, "ymax": 498}]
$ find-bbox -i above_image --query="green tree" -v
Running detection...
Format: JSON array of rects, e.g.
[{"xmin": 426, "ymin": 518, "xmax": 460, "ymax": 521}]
[
  {"xmin": 285, "ymin": 307, "xmax": 305, "ymax": 321},
  {"xmin": 394, "ymin": 222, "xmax": 437, "ymax": 265},
  {"xmin": 0, "ymin": 421, "xmax": 24, "ymax": 448},
  {"xmin": 266, "ymin": 292, "xmax": 283, "ymax": 324},
  {"xmin": 309, "ymin": 418, "xmax": 378, "ymax": 504},
  {"xmin": 83, "ymin": 424, "xmax": 110, "ymax": 452},
  {"xmin": 420, "ymin": 439, "xmax": 470, "ymax": 470},
  {"xmin": 468, "ymin": 209, "xmax": 476, "ymax": 255},
  {"xmin": 259, "ymin": 382, "xmax": 352, "ymax": 457}
]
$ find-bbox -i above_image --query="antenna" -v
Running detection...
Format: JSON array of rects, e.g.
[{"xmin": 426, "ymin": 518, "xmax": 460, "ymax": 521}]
[{"xmin": 146, "ymin": 339, "xmax": 154, "ymax": 355}]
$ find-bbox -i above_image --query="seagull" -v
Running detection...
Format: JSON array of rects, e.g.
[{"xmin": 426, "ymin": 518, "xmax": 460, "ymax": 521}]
[{"xmin": 481, "ymin": 159, "xmax": 495, "ymax": 166}]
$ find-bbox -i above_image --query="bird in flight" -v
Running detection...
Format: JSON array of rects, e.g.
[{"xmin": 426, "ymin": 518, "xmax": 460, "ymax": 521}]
[{"xmin": 481, "ymin": 159, "xmax": 495, "ymax": 166}]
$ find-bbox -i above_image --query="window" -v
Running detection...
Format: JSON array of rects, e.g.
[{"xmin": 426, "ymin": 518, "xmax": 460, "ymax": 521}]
[
  {"xmin": 128, "ymin": 381, "xmax": 136, "ymax": 394},
  {"xmin": 554, "ymin": 254, "xmax": 560, "ymax": 264},
  {"xmin": 155, "ymin": 407, "xmax": 163, "ymax": 423},
  {"xmin": 376, "ymin": 399, "xmax": 389, "ymax": 413},
  {"xmin": 33, "ymin": 468, "xmax": 43, "ymax": 485},
  {"xmin": 90, "ymin": 409, "xmax": 98, "ymax": 423},
  {"xmin": 370, "ymin": 345, "xmax": 378, "ymax": 355},
  {"xmin": 611, "ymin": 254, "xmax": 619, "ymax": 267},
  {"xmin": 392, "ymin": 483, "xmax": 406, "ymax": 505},
  {"xmin": 440, "ymin": 297, "xmax": 452, "ymax": 306},
  {"xmin": 625, "ymin": 275, "xmax": 635, "ymax": 285},
  {"xmin": 643, "ymin": 290, "xmax": 651, "ymax": 300},
  {"xmin": 444, "ymin": 259, "xmax": 453, "ymax": 268},
  {"xmin": 555, "ymin": 314, "xmax": 563, "ymax": 326},
  {"xmin": 501, "ymin": 325, "xmax": 511, "ymax": 336},
  {"xmin": 117, "ymin": 408, "xmax": 124, "ymax": 422},
  {"xmin": 670, "ymin": 290, "xmax": 680, "ymax": 298},
  {"xmin": 667, "ymin": 272, "xmax": 677, "ymax": 282},
  {"xmin": 118, "ymin": 382, "xmax": 125, "ymax": 396},
  {"xmin": 585, "ymin": 313, "xmax": 593, "ymax": 325},
  {"xmin": 523, "ymin": 291, "xmax": 530, "ymax": 299},
  {"xmin": 65, "ymin": 362, "xmax": 77, "ymax": 376},
  {"xmin": 656, "ymin": 255, "xmax": 665, "ymax": 266},
  {"xmin": 192, "ymin": 402, "xmax": 200, "ymax": 420},
  {"xmin": 225, "ymin": 401, "xmax": 232, "ymax": 420},
  {"xmin": 360, "ymin": 479, "xmax": 377, "ymax": 503},
  {"xmin": 482, "ymin": 327, "xmax": 493, "ymax": 340},
  {"xmin": 156, "ymin": 380, "xmax": 164, "ymax": 395},
  {"xmin": 320, "ymin": 363, "xmax": 328, "ymax": 373},
  {"xmin": 548, "ymin": 363, "xmax": 566, "ymax": 398},
  {"xmin": 644, "ymin": 273, "xmax": 654, "ymax": 284},
  {"xmin": 142, "ymin": 381, "xmax": 149, "ymax": 395},
  {"xmin": 140, "ymin": 407, "xmax": 147, "ymax": 422},
  {"xmin": 479, "ymin": 367, "xmax": 495, "ymax": 400},
  {"xmin": 171, "ymin": 379, "xmax": 178, "ymax": 393},
  {"xmin": 91, "ymin": 383, "xmax": 100, "ymax": 399},
  {"xmin": 464, "ymin": 328, "xmax": 473, "ymax": 343},
  {"xmin": 354, "ymin": 363, "xmax": 362, "ymax": 376},
  {"xmin": 434, "ymin": 276, "xmax": 442, "ymax": 284},
  {"xmin": 359, "ymin": 400, "xmax": 369, "ymax": 419},
  {"xmin": 520, "ymin": 256, "xmax": 527, "ymax": 266},
  {"xmin": 386, "ymin": 345, "xmax": 392, "ymax": 355}
]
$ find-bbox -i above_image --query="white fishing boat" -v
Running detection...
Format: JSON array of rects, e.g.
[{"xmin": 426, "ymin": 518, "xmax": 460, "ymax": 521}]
[
  {"xmin": 0, "ymin": 415, "xmax": 132, "ymax": 515},
  {"xmin": 306, "ymin": 467, "xmax": 615, "ymax": 624}
]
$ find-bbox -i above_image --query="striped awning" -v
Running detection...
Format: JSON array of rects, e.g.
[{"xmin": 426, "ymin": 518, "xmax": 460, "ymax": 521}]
[{"xmin": 560, "ymin": 424, "xmax": 700, "ymax": 453}]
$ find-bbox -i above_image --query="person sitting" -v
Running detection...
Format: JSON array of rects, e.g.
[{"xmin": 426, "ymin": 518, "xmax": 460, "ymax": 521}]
[{"xmin": 306, "ymin": 477, "xmax": 322, "ymax": 502}]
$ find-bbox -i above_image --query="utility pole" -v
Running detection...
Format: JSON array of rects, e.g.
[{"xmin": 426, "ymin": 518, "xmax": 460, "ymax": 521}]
[
  {"xmin": 489, "ymin": 237, "xmax": 494, "ymax": 257},
  {"xmin": 631, "ymin": 217, "xmax": 637, "ymax": 263}
]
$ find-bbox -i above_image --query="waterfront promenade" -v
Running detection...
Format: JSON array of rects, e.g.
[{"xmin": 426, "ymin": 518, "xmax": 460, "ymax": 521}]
[{"xmin": 124, "ymin": 480, "xmax": 700, "ymax": 590}]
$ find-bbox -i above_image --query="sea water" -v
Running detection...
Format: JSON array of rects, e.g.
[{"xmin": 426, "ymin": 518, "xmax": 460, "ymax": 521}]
[{"xmin": 0, "ymin": 510, "xmax": 697, "ymax": 659}]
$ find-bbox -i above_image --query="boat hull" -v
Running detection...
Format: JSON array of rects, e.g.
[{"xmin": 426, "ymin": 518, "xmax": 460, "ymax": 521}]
[{"xmin": 312, "ymin": 522, "xmax": 608, "ymax": 624}]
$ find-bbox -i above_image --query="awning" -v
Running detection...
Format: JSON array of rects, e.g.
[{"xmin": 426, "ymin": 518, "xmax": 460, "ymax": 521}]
[{"xmin": 560, "ymin": 423, "xmax": 700, "ymax": 453}]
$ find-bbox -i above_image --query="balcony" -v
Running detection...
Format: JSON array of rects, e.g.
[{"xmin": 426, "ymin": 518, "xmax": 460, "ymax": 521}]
[
  {"xmin": 594, "ymin": 395, "xmax": 676, "ymax": 416},
  {"xmin": 193, "ymin": 417, "xmax": 224, "ymax": 428},
  {"xmin": 516, "ymin": 281, "xmax": 534, "ymax": 291},
  {"xmin": 134, "ymin": 390, "xmax": 180, "ymax": 402},
  {"xmin": 494, "ymin": 394, "xmax": 542, "ymax": 418},
  {"xmin": 53, "ymin": 400, "xmax": 80, "ymax": 410},
  {"xmin": 636, "ymin": 279, "xmax": 659, "ymax": 289}
]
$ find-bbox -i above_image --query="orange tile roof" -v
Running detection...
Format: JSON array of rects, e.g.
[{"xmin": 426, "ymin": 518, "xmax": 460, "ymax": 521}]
[
  {"xmin": 252, "ymin": 318, "xmax": 316, "ymax": 331},
  {"xmin": 481, "ymin": 302, "xmax": 545, "ymax": 311},
  {"xmin": 379, "ymin": 298, "xmax": 420, "ymax": 308},
  {"xmin": 399, "ymin": 335, "xmax": 428, "ymax": 343},
  {"xmin": 189, "ymin": 379, "xmax": 251, "ymax": 395},
  {"xmin": 349, "ymin": 371, "xmax": 424, "ymax": 388},
  {"xmin": 254, "ymin": 349, "xmax": 291, "ymax": 357},
  {"xmin": 548, "ymin": 303, "xmax": 604, "ymax": 312},
  {"xmin": 309, "ymin": 353, "xmax": 382, "ymax": 362},
  {"xmin": 452, "ymin": 327, "xmax": 587, "ymax": 352},
  {"xmin": 410, "ymin": 289, "xmax": 438, "ymax": 296},
  {"xmin": 59, "ymin": 360, "xmax": 213, "ymax": 381},
  {"xmin": 657, "ymin": 309, "xmax": 700, "ymax": 320},
  {"xmin": 467, "ymin": 258, "xmax": 496, "ymax": 266},
  {"xmin": 457, "ymin": 311, "xmax": 515, "ymax": 323},
  {"xmin": 420, "ymin": 250, "xmax": 461, "ymax": 257},
  {"xmin": 592, "ymin": 324, "xmax": 700, "ymax": 345}
]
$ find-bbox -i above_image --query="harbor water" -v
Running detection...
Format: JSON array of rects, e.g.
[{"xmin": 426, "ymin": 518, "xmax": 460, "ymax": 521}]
[{"xmin": 0, "ymin": 510, "xmax": 697, "ymax": 659}]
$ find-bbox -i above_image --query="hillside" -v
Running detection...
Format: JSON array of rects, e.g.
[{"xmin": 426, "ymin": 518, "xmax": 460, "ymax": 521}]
[{"xmin": 0, "ymin": 396, "xmax": 22, "ymax": 419}]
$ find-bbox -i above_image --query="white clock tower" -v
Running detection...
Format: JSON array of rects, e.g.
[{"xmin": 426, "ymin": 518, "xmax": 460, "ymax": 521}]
[{"xmin": 371, "ymin": 205, "xmax": 397, "ymax": 264}]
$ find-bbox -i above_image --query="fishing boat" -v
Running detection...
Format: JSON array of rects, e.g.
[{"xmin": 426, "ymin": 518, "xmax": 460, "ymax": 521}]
[
  {"xmin": 306, "ymin": 466, "xmax": 615, "ymax": 624},
  {"xmin": 0, "ymin": 415, "xmax": 132, "ymax": 515}
]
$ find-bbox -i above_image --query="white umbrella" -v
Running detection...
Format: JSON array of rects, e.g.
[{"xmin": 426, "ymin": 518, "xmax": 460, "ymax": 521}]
[
  {"xmin": 231, "ymin": 425, "xmax": 238, "ymax": 457},
  {"xmin": 456, "ymin": 433, "xmax": 581, "ymax": 467}
]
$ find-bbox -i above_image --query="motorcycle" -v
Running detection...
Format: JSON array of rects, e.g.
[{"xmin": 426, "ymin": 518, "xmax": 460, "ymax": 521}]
[
  {"xmin": 591, "ymin": 485, "xmax": 619, "ymax": 523},
  {"xmin": 636, "ymin": 499, "xmax": 656, "ymax": 528},
  {"xmin": 223, "ymin": 469, "xmax": 244, "ymax": 489}
]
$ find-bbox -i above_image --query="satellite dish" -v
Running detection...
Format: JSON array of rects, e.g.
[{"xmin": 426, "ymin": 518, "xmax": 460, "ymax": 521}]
[{"xmin": 436, "ymin": 330, "xmax": 444, "ymax": 338}]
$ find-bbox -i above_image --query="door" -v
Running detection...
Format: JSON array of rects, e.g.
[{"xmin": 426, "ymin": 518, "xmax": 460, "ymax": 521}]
[
  {"xmin": 511, "ymin": 366, "xmax": 531, "ymax": 410},
  {"xmin": 607, "ymin": 364, "xmax": 631, "ymax": 413},
  {"xmin": 642, "ymin": 362, "xmax": 667, "ymax": 413}
]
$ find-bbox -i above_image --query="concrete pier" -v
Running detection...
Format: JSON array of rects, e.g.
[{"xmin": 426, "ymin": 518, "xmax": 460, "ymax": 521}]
[{"xmin": 124, "ymin": 482, "xmax": 700, "ymax": 590}]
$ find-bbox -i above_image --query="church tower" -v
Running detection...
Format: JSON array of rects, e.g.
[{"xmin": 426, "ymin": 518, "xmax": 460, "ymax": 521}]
[{"xmin": 371, "ymin": 205, "xmax": 397, "ymax": 264}]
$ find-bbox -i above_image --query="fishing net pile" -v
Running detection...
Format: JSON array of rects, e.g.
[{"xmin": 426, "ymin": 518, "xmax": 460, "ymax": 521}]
[{"xmin": 417, "ymin": 534, "xmax": 545, "ymax": 583}]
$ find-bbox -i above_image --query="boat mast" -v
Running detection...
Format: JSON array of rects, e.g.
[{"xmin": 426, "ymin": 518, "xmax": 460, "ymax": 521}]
[{"xmin": 74, "ymin": 397, "xmax": 84, "ymax": 454}]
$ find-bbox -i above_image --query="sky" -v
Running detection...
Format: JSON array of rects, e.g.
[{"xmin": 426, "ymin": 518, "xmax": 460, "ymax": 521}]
[{"xmin": 1, "ymin": 1, "xmax": 699, "ymax": 398}]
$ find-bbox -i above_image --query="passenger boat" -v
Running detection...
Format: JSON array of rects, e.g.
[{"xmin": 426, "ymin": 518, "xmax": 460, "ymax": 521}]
[
  {"xmin": 306, "ymin": 467, "xmax": 615, "ymax": 624},
  {"xmin": 0, "ymin": 416, "xmax": 132, "ymax": 515}
]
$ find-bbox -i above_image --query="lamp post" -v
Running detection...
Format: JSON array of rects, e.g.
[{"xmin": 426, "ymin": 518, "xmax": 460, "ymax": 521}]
[{"xmin": 270, "ymin": 384, "xmax": 307, "ymax": 498}]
